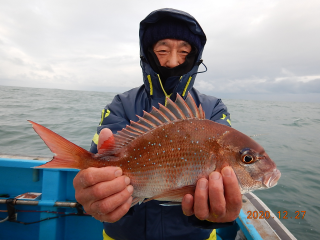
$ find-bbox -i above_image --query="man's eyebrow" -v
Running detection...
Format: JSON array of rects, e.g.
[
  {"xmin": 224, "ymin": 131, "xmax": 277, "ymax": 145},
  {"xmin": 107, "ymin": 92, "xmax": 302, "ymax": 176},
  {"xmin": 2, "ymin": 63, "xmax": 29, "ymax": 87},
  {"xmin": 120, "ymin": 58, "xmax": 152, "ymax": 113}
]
[
  {"xmin": 154, "ymin": 40, "xmax": 191, "ymax": 48},
  {"xmin": 178, "ymin": 41, "xmax": 191, "ymax": 47},
  {"xmin": 155, "ymin": 40, "xmax": 168, "ymax": 46}
]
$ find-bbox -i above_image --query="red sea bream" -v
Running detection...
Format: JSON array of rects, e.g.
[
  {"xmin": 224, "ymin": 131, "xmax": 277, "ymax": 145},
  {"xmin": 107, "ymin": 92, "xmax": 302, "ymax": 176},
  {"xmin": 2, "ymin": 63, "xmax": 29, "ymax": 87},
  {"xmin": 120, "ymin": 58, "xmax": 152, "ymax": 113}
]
[{"xmin": 29, "ymin": 93, "xmax": 281, "ymax": 206}]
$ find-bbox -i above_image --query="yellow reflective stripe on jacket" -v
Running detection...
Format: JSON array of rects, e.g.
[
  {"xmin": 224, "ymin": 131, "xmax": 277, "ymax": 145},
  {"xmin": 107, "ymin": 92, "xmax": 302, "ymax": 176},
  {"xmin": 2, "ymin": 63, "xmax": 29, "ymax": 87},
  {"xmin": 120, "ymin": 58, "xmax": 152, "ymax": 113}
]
[
  {"xmin": 221, "ymin": 114, "xmax": 231, "ymax": 126},
  {"xmin": 157, "ymin": 74, "xmax": 172, "ymax": 106},
  {"xmin": 92, "ymin": 132, "xmax": 99, "ymax": 145},
  {"xmin": 182, "ymin": 76, "xmax": 192, "ymax": 97},
  {"xmin": 206, "ymin": 229, "xmax": 216, "ymax": 240},
  {"xmin": 95, "ymin": 108, "xmax": 111, "ymax": 145},
  {"xmin": 147, "ymin": 75, "xmax": 153, "ymax": 95},
  {"xmin": 103, "ymin": 229, "xmax": 216, "ymax": 240},
  {"xmin": 99, "ymin": 109, "xmax": 105, "ymax": 126},
  {"xmin": 103, "ymin": 230, "xmax": 115, "ymax": 240},
  {"xmin": 99, "ymin": 109, "xmax": 111, "ymax": 126},
  {"xmin": 105, "ymin": 109, "xmax": 111, "ymax": 118}
]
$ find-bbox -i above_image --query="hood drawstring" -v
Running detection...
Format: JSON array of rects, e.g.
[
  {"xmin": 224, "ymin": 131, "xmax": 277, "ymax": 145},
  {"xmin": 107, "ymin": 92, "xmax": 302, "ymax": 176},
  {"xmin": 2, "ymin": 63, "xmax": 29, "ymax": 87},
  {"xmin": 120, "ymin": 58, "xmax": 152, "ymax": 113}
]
[{"xmin": 191, "ymin": 60, "xmax": 207, "ymax": 77}]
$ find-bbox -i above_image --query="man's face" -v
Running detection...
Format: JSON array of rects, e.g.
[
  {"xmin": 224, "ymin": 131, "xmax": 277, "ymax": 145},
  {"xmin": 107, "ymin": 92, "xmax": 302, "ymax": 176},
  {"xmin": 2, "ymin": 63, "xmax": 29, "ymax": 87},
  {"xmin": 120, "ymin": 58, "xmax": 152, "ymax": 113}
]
[{"xmin": 153, "ymin": 39, "xmax": 192, "ymax": 68}]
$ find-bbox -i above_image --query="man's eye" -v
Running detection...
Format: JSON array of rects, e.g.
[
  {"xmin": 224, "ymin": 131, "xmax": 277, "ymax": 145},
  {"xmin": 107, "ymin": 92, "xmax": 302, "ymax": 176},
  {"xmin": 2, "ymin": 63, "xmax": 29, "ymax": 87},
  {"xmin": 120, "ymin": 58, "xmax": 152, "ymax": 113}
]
[{"xmin": 157, "ymin": 50, "xmax": 167, "ymax": 53}]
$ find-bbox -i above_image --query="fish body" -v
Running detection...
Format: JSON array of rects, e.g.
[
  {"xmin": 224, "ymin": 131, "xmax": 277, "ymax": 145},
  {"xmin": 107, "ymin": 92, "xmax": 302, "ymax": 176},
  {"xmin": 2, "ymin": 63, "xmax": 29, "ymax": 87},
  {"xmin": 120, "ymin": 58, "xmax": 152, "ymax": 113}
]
[{"xmin": 30, "ymin": 93, "xmax": 281, "ymax": 205}]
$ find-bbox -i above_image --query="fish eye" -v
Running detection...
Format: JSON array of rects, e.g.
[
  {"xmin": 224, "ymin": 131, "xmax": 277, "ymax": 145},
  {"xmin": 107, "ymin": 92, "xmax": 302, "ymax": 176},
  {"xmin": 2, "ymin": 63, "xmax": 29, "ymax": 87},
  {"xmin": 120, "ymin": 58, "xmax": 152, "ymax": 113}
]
[
  {"xmin": 240, "ymin": 148, "xmax": 256, "ymax": 164},
  {"xmin": 242, "ymin": 154, "xmax": 254, "ymax": 164}
]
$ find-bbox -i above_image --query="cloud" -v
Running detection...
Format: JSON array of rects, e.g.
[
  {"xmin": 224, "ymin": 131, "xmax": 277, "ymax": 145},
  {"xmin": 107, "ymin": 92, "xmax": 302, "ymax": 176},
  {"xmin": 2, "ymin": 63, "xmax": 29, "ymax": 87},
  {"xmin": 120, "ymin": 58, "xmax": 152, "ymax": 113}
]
[
  {"xmin": 0, "ymin": 0, "xmax": 320, "ymax": 102},
  {"xmin": 195, "ymin": 69, "xmax": 320, "ymax": 94}
]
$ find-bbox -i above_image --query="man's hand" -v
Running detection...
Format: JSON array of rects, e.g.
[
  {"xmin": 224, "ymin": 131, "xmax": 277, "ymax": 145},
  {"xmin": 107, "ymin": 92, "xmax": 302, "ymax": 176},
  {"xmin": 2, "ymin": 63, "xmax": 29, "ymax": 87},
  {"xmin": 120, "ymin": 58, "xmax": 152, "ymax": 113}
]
[
  {"xmin": 73, "ymin": 128, "xmax": 133, "ymax": 223},
  {"xmin": 181, "ymin": 167, "xmax": 242, "ymax": 223}
]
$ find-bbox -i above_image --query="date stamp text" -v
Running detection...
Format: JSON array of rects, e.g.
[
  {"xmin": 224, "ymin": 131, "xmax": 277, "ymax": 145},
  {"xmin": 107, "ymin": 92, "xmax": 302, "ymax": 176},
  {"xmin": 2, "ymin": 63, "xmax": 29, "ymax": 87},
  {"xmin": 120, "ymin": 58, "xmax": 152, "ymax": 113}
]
[{"xmin": 247, "ymin": 210, "xmax": 306, "ymax": 219}]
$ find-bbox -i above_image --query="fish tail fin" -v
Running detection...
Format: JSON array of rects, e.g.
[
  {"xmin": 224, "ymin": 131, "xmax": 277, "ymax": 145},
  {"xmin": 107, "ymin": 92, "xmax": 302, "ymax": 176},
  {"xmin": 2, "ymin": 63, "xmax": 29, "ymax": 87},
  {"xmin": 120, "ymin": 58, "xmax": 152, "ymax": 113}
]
[{"xmin": 29, "ymin": 121, "xmax": 93, "ymax": 169}]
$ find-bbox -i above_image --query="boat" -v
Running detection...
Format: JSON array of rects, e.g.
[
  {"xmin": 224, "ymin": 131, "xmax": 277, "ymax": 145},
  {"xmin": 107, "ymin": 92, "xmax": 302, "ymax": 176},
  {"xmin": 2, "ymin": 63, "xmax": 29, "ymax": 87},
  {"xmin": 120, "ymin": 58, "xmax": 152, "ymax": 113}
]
[{"xmin": 0, "ymin": 155, "xmax": 297, "ymax": 240}]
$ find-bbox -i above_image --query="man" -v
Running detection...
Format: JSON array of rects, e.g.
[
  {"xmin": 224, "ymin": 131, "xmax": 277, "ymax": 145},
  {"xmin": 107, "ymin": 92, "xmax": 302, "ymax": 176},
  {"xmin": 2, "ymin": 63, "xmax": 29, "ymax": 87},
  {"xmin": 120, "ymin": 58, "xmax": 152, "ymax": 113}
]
[{"xmin": 73, "ymin": 8, "xmax": 242, "ymax": 240}]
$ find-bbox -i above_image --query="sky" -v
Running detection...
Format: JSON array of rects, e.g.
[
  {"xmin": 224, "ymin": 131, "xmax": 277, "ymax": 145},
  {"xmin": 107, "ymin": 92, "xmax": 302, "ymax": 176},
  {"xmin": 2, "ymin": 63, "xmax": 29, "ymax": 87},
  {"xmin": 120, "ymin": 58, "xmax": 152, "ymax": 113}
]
[{"xmin": 0, "ymin": 0, "xmax": 320, "ymax": 102}]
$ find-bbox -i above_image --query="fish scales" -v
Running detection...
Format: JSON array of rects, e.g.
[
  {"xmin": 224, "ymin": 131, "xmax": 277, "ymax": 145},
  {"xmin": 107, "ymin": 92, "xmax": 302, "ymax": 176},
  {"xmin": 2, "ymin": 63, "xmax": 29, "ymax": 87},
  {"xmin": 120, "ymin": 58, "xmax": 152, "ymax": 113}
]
[
  {"xmin": 115, "ymin": 119, "xmax": 216, "ymax": 199},
  {"xmin": 29, "ymin": 93, "xmax": 281, "ymax": 205}
]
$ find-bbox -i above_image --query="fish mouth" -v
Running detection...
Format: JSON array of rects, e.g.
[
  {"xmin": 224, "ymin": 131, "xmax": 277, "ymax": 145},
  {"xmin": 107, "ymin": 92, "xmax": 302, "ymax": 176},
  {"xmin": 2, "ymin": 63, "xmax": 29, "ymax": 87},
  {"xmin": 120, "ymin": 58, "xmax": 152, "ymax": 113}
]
[{"xmin": 263, "ymin": 169, "xmax": 281, "ymax": 188}]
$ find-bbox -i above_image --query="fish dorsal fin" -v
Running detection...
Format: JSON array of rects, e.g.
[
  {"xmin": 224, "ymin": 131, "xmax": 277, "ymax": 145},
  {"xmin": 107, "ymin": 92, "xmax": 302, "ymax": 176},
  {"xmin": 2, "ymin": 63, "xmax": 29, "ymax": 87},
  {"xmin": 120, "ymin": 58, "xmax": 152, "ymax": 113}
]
[
  {"xmin": 158, "ymin": 103, "xmax": 177, "ymax": 121},
  {"xmin": 186, "ymin": 93, "xmax": 200, "ymax": 118},
  {"xmin": 113, "ymin": 94, "xmax": 205, "ymax": 150},
  {"xmin": 166, "ymin": 97, "xmax": 186, "ymax": 119},
  {"xmin": 120, "ymin": 128, "xmax": 139, "ymax": 138},
  {"xmin": 175, "ymin": 94, "xmax": 194, "ymax": 118},
  {"xmin": 130, "ymin": 120, "xmax": 151, "ymax": 133},
  {"xmin": 114, "ymin": 134, "xmax": 131, "ymax": 144},
  {"xmin": 114, "ymin": 127, "xmax": 140, "ymax": 149},
  {"xmin": 141, "ymin": 110, "xmax": 163, "ymax": 126},
  {"xmin": 126, "ymin": 125, "xmax": 144, "ymax": 134},
  {"xmin": 199, "ymin": 104, "xmax": 205, "ymax": 119},
  {"xmin": 118, "ymin": 131, "xmax": 135, "ymax": 140},
  {"xmin": 149, "ymin": 106, "xmax": 170, "ymax": 123},
  {"xmin": 136, "ymin": 115, "xmax": 157, "ymax": 129}
]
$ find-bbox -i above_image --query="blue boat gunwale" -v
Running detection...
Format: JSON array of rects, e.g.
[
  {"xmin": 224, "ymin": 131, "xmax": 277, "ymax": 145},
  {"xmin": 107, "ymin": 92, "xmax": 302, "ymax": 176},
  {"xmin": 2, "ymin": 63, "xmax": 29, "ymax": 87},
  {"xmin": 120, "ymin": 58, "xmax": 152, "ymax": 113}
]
[
  {"xmin": 0, "ymin": 157, "xmax": 79, "ymax": 172},
  {"xmin": 0, "ymin": 156, "xmax": 296, "ymax": 240}
]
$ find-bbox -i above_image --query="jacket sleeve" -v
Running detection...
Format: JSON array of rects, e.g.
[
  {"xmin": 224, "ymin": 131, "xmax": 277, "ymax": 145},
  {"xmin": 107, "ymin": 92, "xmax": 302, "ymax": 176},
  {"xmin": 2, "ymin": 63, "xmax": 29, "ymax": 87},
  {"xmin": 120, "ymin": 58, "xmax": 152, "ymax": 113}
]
[
  {"xmin": 195, "ymin": 90, "xmax": 232, "ymax": 127},
  {"xmin": 209, "ymin": 98, "xmax": 231, "ymax": 127}
]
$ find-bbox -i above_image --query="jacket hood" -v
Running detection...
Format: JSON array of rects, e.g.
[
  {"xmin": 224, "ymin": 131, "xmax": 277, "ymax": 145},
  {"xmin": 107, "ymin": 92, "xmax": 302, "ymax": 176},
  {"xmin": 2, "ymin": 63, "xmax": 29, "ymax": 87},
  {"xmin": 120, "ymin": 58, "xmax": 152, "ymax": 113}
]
[{"xmin": 139, "ymin": 8, "xmax": 207, "ymax": 102}]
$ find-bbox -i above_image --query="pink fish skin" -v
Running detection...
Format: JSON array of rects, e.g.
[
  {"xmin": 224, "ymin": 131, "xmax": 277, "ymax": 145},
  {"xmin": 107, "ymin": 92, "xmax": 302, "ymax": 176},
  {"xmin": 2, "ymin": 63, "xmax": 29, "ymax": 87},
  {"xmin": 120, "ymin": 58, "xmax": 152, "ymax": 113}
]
[{"xmin": 29, "ymin": 93, "xmax": 281, "ymax": 205}]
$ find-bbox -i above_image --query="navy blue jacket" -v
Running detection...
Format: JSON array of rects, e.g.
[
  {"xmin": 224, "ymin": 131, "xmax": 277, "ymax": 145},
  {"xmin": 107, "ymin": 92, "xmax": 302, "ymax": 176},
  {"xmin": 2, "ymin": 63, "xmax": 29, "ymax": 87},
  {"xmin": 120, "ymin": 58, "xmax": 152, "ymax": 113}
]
[{"xmin": 90, "ymin": 8, "xmax": 233, "ymax": 240}]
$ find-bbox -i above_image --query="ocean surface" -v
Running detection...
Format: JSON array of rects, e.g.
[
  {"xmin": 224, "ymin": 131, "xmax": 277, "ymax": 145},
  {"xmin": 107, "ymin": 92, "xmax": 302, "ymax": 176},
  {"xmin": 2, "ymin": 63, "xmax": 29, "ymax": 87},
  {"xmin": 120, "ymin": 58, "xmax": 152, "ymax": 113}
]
[{"xmin": 1, "ymin": 85, "xmax": 319, "ymax": 239}]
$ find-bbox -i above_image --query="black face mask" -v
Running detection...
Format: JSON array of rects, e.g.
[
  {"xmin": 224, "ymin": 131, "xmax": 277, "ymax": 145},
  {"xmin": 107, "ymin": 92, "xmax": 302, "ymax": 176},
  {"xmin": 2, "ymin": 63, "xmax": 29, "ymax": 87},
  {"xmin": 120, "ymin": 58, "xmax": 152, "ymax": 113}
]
[{"xmin": 147, "ymin": 46, "xmax": 198, "ymax": 85}]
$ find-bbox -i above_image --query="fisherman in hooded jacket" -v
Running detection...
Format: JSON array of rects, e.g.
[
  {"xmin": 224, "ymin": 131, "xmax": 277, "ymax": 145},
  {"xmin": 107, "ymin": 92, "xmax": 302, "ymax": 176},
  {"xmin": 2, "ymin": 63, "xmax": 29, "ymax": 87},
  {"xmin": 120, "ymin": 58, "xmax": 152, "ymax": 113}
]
[{"xmin": 73, "ymin": 8, "xmax": 242, "ymax": 240}]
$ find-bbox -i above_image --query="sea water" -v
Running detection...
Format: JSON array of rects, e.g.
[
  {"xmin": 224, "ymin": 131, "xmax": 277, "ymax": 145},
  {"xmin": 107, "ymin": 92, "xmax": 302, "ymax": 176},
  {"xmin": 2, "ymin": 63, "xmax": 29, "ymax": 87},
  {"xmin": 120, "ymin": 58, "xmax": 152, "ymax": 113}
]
[{"xmin": 0, "ymin": 85, "xmax": 319, "ymax": 239}]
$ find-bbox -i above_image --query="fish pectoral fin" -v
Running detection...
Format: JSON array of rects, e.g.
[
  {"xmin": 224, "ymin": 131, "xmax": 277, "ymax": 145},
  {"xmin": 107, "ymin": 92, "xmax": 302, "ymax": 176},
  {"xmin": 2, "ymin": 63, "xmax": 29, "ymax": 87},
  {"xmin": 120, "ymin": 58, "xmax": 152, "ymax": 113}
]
[
  {"xmin": 98, "ymin": 134, "xmax": 115, "ymax": 154},
  {"xmin": 131, "ymin": 197, "xmax": 145, "ymax": 207},
  {"xmin": 143, "ymin": 185, "xmax": 196, "ymax": 203}
]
